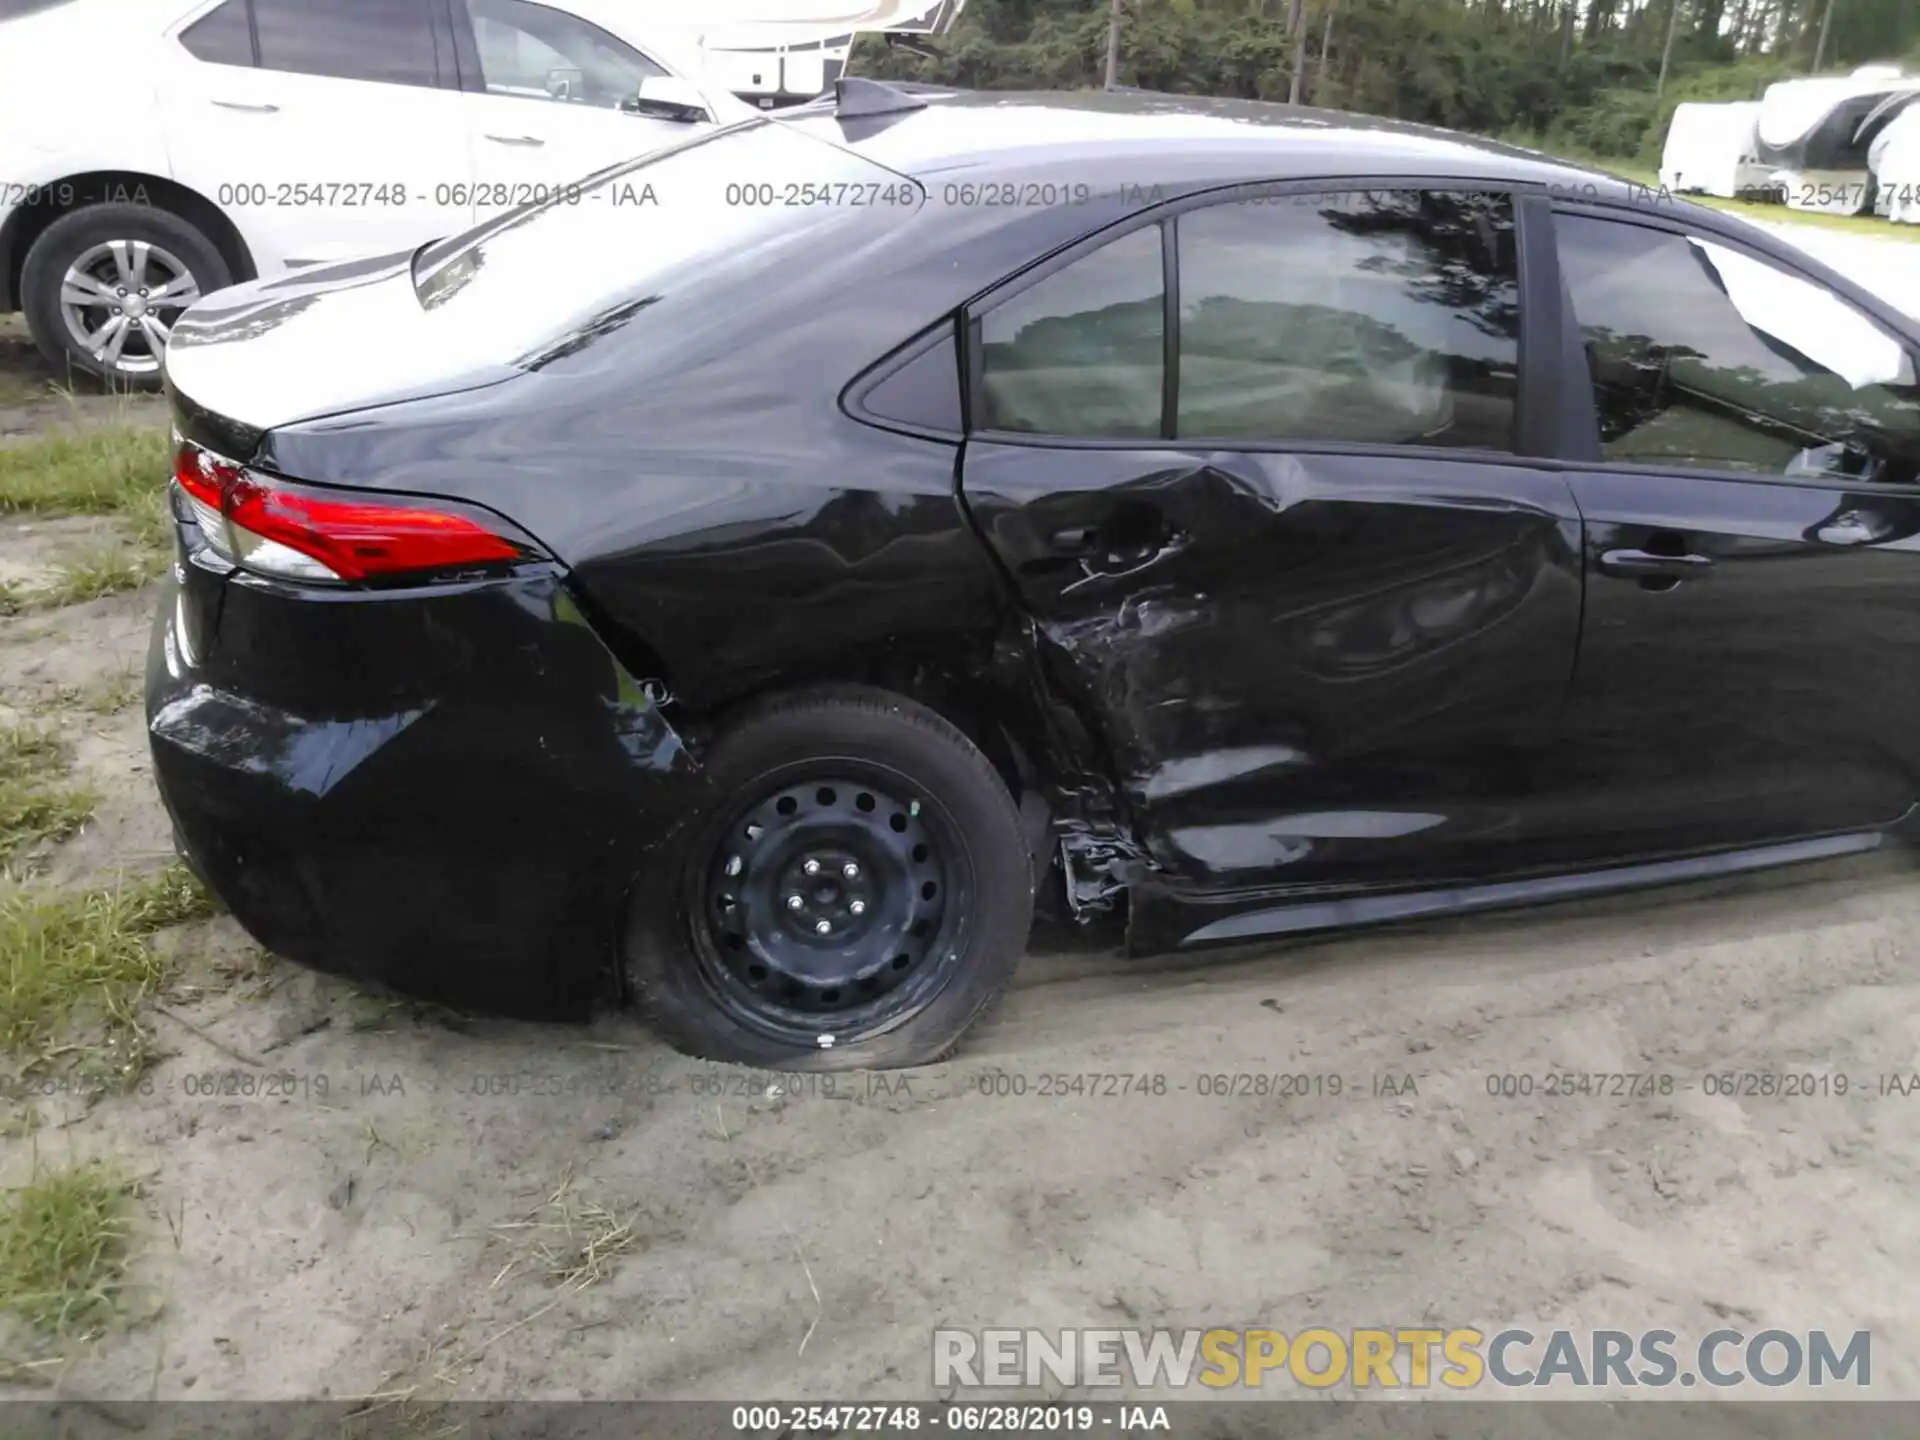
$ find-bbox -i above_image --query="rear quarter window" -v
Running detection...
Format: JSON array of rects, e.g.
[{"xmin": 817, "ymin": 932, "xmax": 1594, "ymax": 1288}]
[{"xmin": 179, "ymin": 0, "xmax": 254, "ymax": 66}]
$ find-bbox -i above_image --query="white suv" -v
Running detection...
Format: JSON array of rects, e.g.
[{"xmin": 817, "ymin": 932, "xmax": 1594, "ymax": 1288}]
[{"xmin": 0, "ymin": 0, "xmax": 754, "ymax": 385}]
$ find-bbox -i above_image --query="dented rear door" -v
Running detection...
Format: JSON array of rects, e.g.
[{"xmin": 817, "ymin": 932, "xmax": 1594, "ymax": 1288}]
[{"xmin": 960, "ymin": 184, "xmax": 1591, "ymax": 891}]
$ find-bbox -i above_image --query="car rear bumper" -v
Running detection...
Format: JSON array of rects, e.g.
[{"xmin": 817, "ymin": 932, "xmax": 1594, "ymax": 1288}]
[{"xmin": 145, "ymin": 528, "xmax": 710, "ymax": 1019}]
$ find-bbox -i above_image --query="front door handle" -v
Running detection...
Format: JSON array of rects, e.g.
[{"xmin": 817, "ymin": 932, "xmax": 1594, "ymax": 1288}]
[
  {"xmin": 484, "ymin": 133, "xmax": 546, "ymax": 147},
  {"xmin": 212, "ymin": 99, "xmax": 279, "ymax": 113},
  {"xmin": 1598, "ymin": 548, "xmax": 1714, "ymax": 580}
]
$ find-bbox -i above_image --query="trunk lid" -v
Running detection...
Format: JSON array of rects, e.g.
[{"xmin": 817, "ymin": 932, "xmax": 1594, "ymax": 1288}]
[
  {"xmin": 163, "ymin": 116, "xmax": 922, "ymax": 439},
  {"xmin": 163, "ymin": 251, "xmax": 525, "ymax": 437}
]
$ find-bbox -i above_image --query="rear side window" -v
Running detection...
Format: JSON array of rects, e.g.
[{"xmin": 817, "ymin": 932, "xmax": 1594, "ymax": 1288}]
[
  {"xmin": 979, "ymin": 225, "xmax": 1165, "ymax": 438},
  {"xmin": 466, "ymin": 0, "xmax": 664, "ymax": 106},
  {"xmin": 973, "ymin": 188, "xmax": 1520, "ymax": 448},
  {"xmin": 252, "ymin": 0, "xmax": 439, "ymax": 88},
  {"xmin": 1557, "ymin": 213, "xmax": 1920, "ymax": 483},
  {"xmin": 179, "ymin": 0, "xmax": 254, "ymax": 65},
  {"xmin": 1176, "ymin": 190, "xmax": 1519, "ymax": 449}
]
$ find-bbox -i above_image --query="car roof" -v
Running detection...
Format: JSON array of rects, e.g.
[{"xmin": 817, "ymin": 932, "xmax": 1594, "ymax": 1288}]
[{"xmin": 783, "ymin": 86, "xmax": 1644, "ymax": 198}]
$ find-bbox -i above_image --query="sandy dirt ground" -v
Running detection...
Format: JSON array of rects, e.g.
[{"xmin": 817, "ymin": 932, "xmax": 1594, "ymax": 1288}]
[{"xmin": 1, "ymin": 216, "xmax": 1919, "ymax": 1412}]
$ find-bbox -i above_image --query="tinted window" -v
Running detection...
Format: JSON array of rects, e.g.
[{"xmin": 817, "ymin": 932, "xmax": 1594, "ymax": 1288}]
[
  {"xmin": 1176, "ymin": 190, "xmax": 1519, "ymax": 449},
  {"xmin": 466, "ymin": 0, "xmax": 662, "ymax": 106},
  {"xmin": 979, "ymin": 225, "xmax": 1165, "ymax": 438},
  {"xmin": 253, "ymin": 0, "xmax": 438, "ymax": 88},
  {"xmin": 179, "ymin": 0, "xmax": 253, "ymax": 66},
  {"xmin": 1558, "ymin": 213, "xmax": 1920, "ymax": 482},
  {"xmin": 858, "ymin": 323, "xmax": 963, "ymax": 436}
]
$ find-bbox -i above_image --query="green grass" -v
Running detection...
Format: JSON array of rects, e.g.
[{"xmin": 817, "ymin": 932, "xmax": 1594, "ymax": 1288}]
[
  {"xmin": 30, "ymin": 548, "xmax": 161, "ymax": 611},
  {"xmin": 0, "ymin": 547, "xmax": 164, "ymax": 616},
  {"xmin": 0, "ymin": 423, "xmax": 174, "ymax": 612},
  {"xmin": 0, "ymin": 1162, "xmax": 134, "ymax": 1336},
  {"xmin": 0, "ymin": 424, "xmax": 174, "ymax": 590},
  {"xmin": 0, "ymin": 424, "xmax": 172, "ymax": 521},
  {"xmin": 82, "ymin": 670, "xmax": 142, "ymax": 718},
  {"xmin": 35, "ymin": 668, "xmax": 142, "ymax": 719},
  {"xmin": 0, "ymin": 867, "xmax": 217, "ymax": 1070},
  {"xmin": 0, "ymin": 728, "xmax": 94, "ymax": 873}
]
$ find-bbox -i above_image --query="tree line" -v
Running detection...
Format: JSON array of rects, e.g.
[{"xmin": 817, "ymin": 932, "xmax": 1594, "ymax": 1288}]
[{"xmin": 857, "ymin": 0, "xmax": 1920, "ymax": 162}]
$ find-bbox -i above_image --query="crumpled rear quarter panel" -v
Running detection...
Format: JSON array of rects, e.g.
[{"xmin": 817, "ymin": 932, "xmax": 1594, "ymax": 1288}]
[{"xmin": 147, "ymin": 551, "xmax": 710, "ymax": 1018}]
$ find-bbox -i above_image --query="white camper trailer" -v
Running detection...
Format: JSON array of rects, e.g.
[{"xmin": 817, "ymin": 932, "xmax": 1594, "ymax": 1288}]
[
  {"xmin": 1660, "ymin": 101, "xmax": 1771, "ymax": 198},
  {"xmin": 1756, "ymin": 64, "xmax": 1920, "ymax": 215},
  {"xmin": 1872, "ymin": 103, "xmax": 1920, "ymax": 223},
  {"xmin": 639, "ymin": 0, "xmax": 966, "ymax": 108}
]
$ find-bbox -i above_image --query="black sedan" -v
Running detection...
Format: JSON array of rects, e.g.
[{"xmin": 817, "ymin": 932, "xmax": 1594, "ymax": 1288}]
[{"xmin": 149, "ymin": 79, "xmax": 1920, "ymax": 1070}]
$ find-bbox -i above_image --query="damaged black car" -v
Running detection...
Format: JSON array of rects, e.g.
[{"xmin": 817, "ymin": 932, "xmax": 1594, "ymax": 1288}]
[{"xmin": 149, "ymin": 79, "xmax": 1920, "ymax": 1070}]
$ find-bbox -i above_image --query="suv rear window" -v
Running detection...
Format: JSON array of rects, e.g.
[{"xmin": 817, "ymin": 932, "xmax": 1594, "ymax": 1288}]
[{"xmin": 410, "ymin": 119, "xmax": 925, "ymax": 369}]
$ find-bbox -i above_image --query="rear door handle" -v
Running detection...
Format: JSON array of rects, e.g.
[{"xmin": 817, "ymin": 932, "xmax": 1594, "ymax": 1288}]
[
  {"xmin": 1598, "ymin": 548, "xmax": 1714, "ymax": 580},
  {"xmin": 484, "ymin": 133, "xmax": 546, "ymax": 147},
  {"xmin": 212, "ymin": 99, "xmax": 279, "ymax": 113}
]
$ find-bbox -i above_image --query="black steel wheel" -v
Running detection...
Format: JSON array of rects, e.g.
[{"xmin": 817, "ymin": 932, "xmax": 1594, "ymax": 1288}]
[
  {"xmin": 696, "ymin": 771, "xmax": 968, "ymax": 1040},
  {"xmin": 626, "ymin": 686, "xmax": 1034, "ymax": 1070}
]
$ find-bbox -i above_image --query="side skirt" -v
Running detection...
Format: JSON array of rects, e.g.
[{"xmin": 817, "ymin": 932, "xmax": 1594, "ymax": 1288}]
[{"xmin": 1127, "ymin": 826, "xmax": 1901, "ymax": 954}]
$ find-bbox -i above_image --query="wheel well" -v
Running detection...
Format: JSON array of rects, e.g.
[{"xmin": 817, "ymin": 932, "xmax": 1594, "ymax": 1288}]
[
  {"xmin": 685, "ymin": 638, "xmax": 1054, "ymax": 807},
  {"xmin": 1, "ymin": 171, "xmax": 257, "ymax": 312}
]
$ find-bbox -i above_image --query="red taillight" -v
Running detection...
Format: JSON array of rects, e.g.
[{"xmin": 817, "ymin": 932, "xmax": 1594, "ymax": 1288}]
[{"xmin": 172, "ymin": 438, "xmax": 533, "ymax": 584}]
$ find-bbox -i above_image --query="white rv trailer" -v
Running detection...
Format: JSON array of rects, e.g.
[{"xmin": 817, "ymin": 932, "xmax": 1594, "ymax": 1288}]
[
  {"xmin": 1755, "ymin": 64, "xmax": 1920, "ymax": 215},
  {"xmin": 1659, "ymin": 101, "xmax": 1771, "ymax": 198},
  {"xmin": 1871, "ymin": 103, "xmax": 1920, "ymax": 223},
  {"xmin": 638, "ymin": 0, "xmax": 966, "ymax": 108}
]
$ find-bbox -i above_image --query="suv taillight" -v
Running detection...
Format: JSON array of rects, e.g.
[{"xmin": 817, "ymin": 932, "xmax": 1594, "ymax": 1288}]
[{"xmin": 172, "ymin": 437, "xmax": 537, "ymax": 584}]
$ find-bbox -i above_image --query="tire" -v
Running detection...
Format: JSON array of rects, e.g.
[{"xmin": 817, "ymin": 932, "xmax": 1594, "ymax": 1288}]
[
  {"xmin": 20, "ymin": 203, "xmax": 232, "ymax": 390},
  {"xmin": 625, "ymin": 685, "xmax": 1035, "ymax": 1071}
]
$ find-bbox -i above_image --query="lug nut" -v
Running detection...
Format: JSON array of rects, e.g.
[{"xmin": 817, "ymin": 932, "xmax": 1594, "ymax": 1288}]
[
  {"xmin": 814, "ymin": 919, "xmax": 831, "ymax": 935},
  {"xmin": 803, "ymin": 859, "xmax": 821, "ymax": 876},
  {"xmin": 849, "ymin": 900, "xmax": 866, "ymax": 916},
  {"xmin": 787, "ymin": 894, "xmax": 804, "ymax": 911},
  {"xmin": 842, "ymin": 862, "xmax": 859, "ymax": 879}
]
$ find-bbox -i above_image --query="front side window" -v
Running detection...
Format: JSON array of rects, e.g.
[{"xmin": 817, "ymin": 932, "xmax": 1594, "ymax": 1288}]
[
  {"xmin": 465, "ymin": 0, "xmax": 664, "ymax": 107},
  {"xmin": 973, "ymin": 189, "xmax": 1520, "ymax": 448},
  {"xmin": 978, "ymin": 225, "xmax": 1166, "ymax": 439},
  {"xmin": 1557, "ymin": 213, "xmax": 1920, "ymax": 483},
  {"xmin": 252, "ymin": 0, "xmax": 439, "ymax": 88},
  {"xmin": 179, "ymin": 0, "xmax": 253, "ymax": 66},
  {"xmin": 1175, "ymin": 190, "xmax": 1519, "ymax": 449}
]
